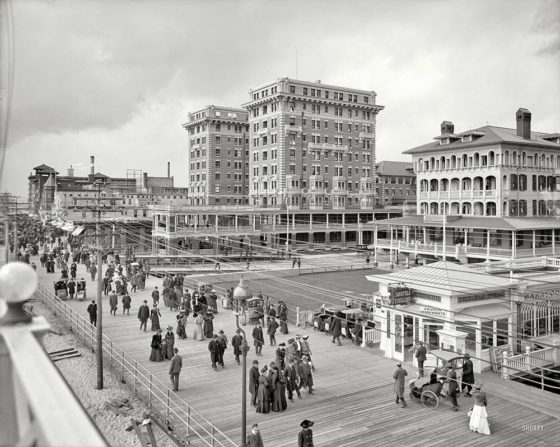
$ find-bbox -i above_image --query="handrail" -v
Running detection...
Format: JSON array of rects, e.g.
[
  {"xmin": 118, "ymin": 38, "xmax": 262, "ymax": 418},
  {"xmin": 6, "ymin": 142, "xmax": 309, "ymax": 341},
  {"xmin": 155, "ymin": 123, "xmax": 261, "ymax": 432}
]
[
  {"xmin": 0, "ymin": 317, "xmax": 108, "ymax": 447},
  {"xmin": 36, "ymin": 285, "xmax": 237, "ymax": 447}
]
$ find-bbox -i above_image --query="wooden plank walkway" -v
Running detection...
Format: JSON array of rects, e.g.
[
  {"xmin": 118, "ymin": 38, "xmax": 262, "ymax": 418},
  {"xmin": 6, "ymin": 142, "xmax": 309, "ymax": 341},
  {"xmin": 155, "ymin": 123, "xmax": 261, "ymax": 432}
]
[{"xmin": 35, "ymin": 259, "xmax": 560, "ymax": 447}]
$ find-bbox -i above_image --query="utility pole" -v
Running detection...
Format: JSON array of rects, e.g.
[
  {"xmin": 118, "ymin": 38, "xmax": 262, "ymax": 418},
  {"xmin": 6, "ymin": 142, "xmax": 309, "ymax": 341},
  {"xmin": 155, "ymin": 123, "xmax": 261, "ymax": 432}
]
[
  {"xmin": 12, "ymin": 198, "xmax": 17, "ymax": 261},
  {"xmin": 95, "ymin": 185, "xmax": 104, "ymax": 390},
  {"xmin": 4, "ymin": 218, "xmax": 9, "ymax": 264}
]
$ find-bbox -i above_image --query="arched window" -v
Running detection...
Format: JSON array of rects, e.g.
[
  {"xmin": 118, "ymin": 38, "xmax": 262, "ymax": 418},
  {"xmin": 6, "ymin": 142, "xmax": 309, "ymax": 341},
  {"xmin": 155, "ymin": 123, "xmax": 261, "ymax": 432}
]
[
  {"xmin": 451, "ymin": 155, "xmax": 457, "ymax": 169},
  {"xmin": 488, "ymin": 151, "xmax": 495, "ymax": 166},
  {"xmin": 473, "ymin": 152, "xmax": 480, "ymax": 167}
]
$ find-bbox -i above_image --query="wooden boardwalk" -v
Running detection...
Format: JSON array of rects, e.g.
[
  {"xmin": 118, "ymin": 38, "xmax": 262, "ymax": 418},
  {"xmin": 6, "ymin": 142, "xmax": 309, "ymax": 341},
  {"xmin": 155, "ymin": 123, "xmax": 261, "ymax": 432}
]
[{"xmin": 36, "ymin": 260, "xmax": 560, "ymax": 447}]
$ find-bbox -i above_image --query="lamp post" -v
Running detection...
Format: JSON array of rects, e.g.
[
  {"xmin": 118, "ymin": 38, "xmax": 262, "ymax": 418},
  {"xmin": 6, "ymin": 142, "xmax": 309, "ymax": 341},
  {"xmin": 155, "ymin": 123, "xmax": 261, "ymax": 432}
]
[{"xmin": 232, "ymin": 277, "xmax": 252, "ymax": 447}]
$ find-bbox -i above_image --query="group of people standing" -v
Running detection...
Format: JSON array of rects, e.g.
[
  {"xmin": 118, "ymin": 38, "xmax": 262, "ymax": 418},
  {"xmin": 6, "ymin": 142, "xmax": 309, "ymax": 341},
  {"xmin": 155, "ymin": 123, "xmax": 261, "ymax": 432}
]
[{"xmin": 398, "ymin": 350, "xmax": 490, "ymax": 436}]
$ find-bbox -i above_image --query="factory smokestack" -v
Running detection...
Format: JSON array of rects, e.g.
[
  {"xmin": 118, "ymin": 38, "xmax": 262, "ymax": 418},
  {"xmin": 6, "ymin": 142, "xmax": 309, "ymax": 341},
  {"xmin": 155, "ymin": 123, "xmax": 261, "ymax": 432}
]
[
  {"xmin": 88, "ymin": 156, "xmax": 95, "ymax": 182},
  {"xmin": 167, "ymin": 161, "xmax": 170, "ymax": 178}
]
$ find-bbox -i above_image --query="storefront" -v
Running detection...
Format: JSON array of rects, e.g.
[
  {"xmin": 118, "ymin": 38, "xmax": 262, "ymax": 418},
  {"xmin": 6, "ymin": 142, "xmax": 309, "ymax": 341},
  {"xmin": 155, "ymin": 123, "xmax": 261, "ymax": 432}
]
[{"xmin": 367, "ymin": 261, "xmax": 516, "ymax": 373}]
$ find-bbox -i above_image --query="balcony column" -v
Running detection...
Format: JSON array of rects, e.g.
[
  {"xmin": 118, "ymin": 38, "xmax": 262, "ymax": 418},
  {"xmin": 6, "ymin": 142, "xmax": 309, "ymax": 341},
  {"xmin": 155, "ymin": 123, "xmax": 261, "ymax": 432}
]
[
  {"xmin": 553, "ymin": 229, "xmax": 556, "ymax": 255},
  {"xmin": 309, "ymin": 212, "xmax": 312, "ymax": 230},
  {"xmin": 326, "ymin": 213, "xmax": 329, "ymax": 229},
  {"xmin": 235, "ymin": 214, "xmax": 239, "ymax": 232},
  {"xmin": 486, "ymin": 229, "xmax": 491, "ymax": 260},
  {"xmin": 389, "ymin": 225, "xmax": 394, "ymax": 263},
  {"xmin": 533, "ymin": 230, "xmax": 536, "ymax": 256},
  {"xmin": 272, "ymin": 213, "xmax": 276, "ymax": 231},
  {"xmin": 512, "ymin": 230, "xmax": 517, "ymax": 260},
  {"xmin": 215, "ymin": 214, "xmax": 219, "ymax": 233},
  {"xmin": 0, "ymin": 338, "xmax": 18, "ymax": 445},
  {"xmin": 422, "ymin": 226, "xmax": 427, "ymax": 245}
]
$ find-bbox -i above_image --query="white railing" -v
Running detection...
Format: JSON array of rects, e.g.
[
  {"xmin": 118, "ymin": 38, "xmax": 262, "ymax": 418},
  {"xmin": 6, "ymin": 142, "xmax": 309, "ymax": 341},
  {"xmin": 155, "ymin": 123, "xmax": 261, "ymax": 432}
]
[
  {"xmin": 295, "ymin": 307, "xmax": 315, "ymax": 327},
  {"xmin": 361, "ymin": 327, "xmax": 381, "ymax": 346},
  {"xmin": 501, "ymin": 347, "xmax": 556, "ymax": 379},
  {"xmin": 35, "ymin": 285, "xmax": 237, "ymax": 447},
  {"xmin": 0, "ymin": 318, "xmax": 108, "ymax": 447}
]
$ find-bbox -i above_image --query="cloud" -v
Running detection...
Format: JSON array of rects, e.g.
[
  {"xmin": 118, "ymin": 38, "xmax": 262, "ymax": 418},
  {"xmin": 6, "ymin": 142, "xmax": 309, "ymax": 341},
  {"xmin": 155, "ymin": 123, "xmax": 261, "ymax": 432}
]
[{"xmin": 2, "ymin": 0, "xmax": 559, "ymax": 198}]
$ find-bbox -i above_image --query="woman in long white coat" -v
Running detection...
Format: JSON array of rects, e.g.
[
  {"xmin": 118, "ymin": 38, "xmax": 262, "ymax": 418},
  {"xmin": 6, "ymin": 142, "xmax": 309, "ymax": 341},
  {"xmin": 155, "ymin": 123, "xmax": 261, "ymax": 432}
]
[
  {"xmin": 193, "ymin": 312, "xmax": 204, "ymax": 341},
  {"xmin": 469, "ymin": 383, "xmax": 491, "ymax": 435}
]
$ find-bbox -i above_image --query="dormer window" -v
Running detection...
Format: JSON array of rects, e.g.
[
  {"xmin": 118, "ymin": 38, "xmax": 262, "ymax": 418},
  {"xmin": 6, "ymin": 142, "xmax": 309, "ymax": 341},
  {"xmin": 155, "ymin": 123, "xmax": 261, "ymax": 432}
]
[
  {"xmin": 440, "ymin": 137, "xmax": 449, "ymax": 145},
  {"xmin": 462, "ymin": 135, "xmax": 472, "ymax": 143}
]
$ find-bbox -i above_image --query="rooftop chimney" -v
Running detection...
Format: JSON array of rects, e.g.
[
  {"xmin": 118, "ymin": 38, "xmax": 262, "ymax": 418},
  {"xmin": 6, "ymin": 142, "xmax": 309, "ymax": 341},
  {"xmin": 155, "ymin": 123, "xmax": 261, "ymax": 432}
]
[
  {"xmin": 67, "ymin": 165, "xmax": 74, "ymax": 177},
  {"xmin": 88, "ymin": 156, "xmax": 95, "ymax": 182},
  {"xmin": 167, "ymin": 161, "xmax": 170, "ymax": 178},
  {"xmin": 516, "ymin": 108, "xmax": 531, "ymax": 139},
  {"xmin": 441, "ymin": 121, "xmax": 454, "ymax": 135}
]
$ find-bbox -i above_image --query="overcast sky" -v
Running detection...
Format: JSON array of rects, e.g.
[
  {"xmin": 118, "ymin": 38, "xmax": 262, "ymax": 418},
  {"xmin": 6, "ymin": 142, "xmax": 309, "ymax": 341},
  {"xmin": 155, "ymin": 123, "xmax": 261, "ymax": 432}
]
[{"xmin": 1, "ymin": 0, "xmax": 559, "ymax": 198}]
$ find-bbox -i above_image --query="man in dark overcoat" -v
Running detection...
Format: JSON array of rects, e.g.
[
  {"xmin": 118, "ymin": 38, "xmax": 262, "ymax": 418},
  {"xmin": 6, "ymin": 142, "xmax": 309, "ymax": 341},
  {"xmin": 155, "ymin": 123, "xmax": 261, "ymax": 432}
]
[
  {"xmin": 249, "ymin": 360, "xmax": 260, "ymax": 406},
  {"xmin": 138, "ymin": 299, "xmax": 150, "ymax": 331},
  {"xmin": 231, "ymin": 329, "xmax": 243, "ymax": 365},
  {"xmin": 415, "ymin": 341, "xmax": 427, "ymax": 377},
  {"xmin": 284, "ymin": 357, "xmax": 301, "ymax": 401},
  {"xmin": 461, "ymin": 353, "xmax": 475, "ymax": 396},
  {"xmin": 330, "ymin": 316, "xmax": 342, "ymax": 345},
  {"xmin": 208, "ymin": 334, "xmax": 220, "ymax": 370}
]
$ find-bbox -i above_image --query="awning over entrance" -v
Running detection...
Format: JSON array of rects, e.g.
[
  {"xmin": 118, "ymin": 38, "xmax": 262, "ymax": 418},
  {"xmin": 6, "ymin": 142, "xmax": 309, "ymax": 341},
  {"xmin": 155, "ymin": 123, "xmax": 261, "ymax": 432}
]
[{"xmin": 455, "ymin": 303, "xmax": 511, "ymax": 320}]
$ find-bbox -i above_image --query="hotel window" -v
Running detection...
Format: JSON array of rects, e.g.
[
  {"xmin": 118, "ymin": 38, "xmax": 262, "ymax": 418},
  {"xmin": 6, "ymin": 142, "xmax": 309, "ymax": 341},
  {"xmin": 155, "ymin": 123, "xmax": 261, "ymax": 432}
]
[
  {"xmin": 303, "ymin": 87, "xmax": 308, "ymax": 95},
  {"xmin": 289, "ymin": 85, "xmax": 296, "ymax": 93},
  {"xmin": 324, "ymin": 120, "xmax": 328, "ymax": 128},
  {"xmin": 216, "ymin": 136, "xmax": 221, "ymax": 144},
  {"xmin": 215, "ymin": 123, "xmax": 221, "ymax": 131}
]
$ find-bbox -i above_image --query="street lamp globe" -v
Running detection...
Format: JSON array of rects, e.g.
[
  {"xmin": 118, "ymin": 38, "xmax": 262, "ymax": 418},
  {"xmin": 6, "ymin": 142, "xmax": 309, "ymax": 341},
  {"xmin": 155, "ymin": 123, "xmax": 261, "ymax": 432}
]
[
  {"xmin": 0, "ymin": 262, "xmax": 38, "ymax": 324},
  {"xmin": 233, "ymin": 277, "xmax": 253, "ymax": 312}
]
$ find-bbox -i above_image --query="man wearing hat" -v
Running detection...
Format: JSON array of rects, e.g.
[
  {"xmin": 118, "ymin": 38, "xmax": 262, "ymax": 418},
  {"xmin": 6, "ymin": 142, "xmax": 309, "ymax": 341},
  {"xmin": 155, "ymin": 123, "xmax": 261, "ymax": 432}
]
[
  {"xmin": 137, "ymin": 300, "xmax": 150, "ymax": 332},
  {"xmin": 393, "ymin": 362, "xmax": 408, "ymax": 408},
  {"xmin": 415, "ymin": 341, "xmax": 427, "ymax": 377},
  {"xmin": 446, "ymin": 363, "xmax": 459, "ymax": 411},
  {"xmin": 252, "ymin": 322, "xmax": 264, "ymax": 356},
  {"xmin": 231, "ymin": 329, "xmax": 243, "ymax": 365},
  {"xmin": 249, "ymin": 360, "xmax": 260, "ymax": 406},
  {"xmin": 208, "ymin": 334, "xmax": 221, "ymax": 370},
  {"xmin": 246, "ymin": 423, "xmax": 264, "ymax": 447},
  {"xmin": 298, "ymin": 355, "xmax": 314, "ymax": 394},
  {"xmin": 298, "ymin": 420, "xmax": 314, "ymax": 447},
  {"xmin": 301, "ymin": 335, "xmax": 315, "ymax": 371},
  {"xmin": 461, "ymin": 353, "xmax": 475, "ymax": 396},
  {"xmin": 169, "ymin": 347, "xmax": 182, "ymax": 391}
]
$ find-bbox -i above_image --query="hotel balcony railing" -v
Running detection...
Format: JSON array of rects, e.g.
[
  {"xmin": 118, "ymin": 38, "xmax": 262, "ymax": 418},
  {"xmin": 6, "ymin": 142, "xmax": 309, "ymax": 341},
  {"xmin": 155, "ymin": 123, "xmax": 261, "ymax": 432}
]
[
  {"xmin": 374, "ymin": 238, "xmax": 556, "ymax": 259},
  {"xmin": 0, "ymin": 316, "xmax": 108, "ymax": 447},
  {"xmin": 418, "ymin": 190, "xmax": 497, "ymax": 200}
]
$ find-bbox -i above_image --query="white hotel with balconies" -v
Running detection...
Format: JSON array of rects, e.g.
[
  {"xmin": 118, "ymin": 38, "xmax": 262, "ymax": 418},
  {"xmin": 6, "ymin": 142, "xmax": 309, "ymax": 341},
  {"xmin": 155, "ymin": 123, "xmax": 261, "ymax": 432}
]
[{"xmin": 372, "ymin": 108, "xmax": 560, "ymax": 263}]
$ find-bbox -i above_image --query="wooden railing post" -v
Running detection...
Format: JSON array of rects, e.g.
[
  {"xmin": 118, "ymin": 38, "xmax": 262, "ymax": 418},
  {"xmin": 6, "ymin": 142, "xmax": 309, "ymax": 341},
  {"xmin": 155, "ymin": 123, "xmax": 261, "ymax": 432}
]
[
  {"xmin": 361, "ymin": 325, "xmax": 366, "ymax": 348},
  {"xmin": 501, "ymin": 351, "xmax": 509, "ymax": 379},
  {"xmin": 296, "ymin": 307, "xmax": 300, "ymax": 326}
]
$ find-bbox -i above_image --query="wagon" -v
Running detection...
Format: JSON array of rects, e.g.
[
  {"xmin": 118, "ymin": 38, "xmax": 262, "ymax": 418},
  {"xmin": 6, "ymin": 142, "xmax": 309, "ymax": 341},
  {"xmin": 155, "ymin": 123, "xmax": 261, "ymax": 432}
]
[
  {"xmin": 76, "ymin": 279, "xmax": 87, "ymax": 300},
  {"xmin": 54, "ymin": 279, "xmax": 68, "ymax": 300},
  {"xmin": 246, "ymin": 296, "xmax": 264, "ymax": 324},
  {"xmin": 409, "ymin": 379, "xmax": 444, "ymax": 409}
]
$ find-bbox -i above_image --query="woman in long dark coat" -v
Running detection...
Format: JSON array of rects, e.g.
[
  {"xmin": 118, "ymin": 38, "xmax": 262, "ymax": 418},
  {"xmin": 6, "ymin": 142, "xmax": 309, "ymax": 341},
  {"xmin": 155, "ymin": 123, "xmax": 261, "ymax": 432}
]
[
  {"xmin": 203, "ymin": 311, "xmax": 214, "ymax": 338},
  {"xmin": 176, "ymin": 311, "xmax": 187, "ymax": 339},
  {"xmin": 149, "ymin": 329, "xmax": 163, "ymax": 362},
  {"xmin": 256, "ymin": 367, "xmax": 270, "ymax": 414},
  {"xmin": 164, "ymin": 326, "xmax": 175, "ymax": 359},
  {"xmin": 150, "ymin": 304, "xmax": 162, "ymax": 331},
  {"xmin": 270, "ymin": 363, "xmax": 288, "ymax": 412}
]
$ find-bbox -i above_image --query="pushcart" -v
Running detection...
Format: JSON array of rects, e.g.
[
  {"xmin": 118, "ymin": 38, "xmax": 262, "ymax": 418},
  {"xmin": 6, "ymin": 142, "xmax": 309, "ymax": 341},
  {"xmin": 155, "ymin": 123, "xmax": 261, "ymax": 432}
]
[{"xmin": 76, "ymin": 279, "xmax": 87, "ymax": 300}]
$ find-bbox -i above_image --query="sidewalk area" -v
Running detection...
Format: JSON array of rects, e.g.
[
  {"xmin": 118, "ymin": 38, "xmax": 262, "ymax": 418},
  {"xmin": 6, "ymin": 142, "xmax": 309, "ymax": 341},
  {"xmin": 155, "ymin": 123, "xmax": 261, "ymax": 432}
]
[{"xmin": 29, "ymin": 254, "xmax": 560, "ymax": 447}]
